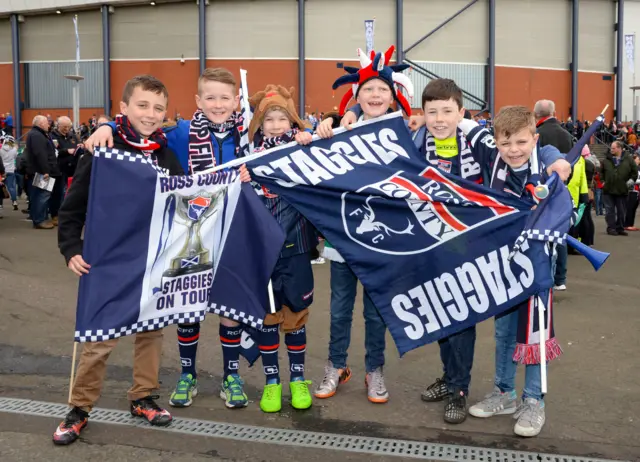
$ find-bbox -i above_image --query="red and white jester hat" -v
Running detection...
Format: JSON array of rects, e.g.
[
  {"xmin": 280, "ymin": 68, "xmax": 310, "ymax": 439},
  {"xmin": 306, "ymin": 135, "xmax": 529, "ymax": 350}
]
[{"xmin": 332, "ymin": 45, "xmax": 414, "ymax": 116}]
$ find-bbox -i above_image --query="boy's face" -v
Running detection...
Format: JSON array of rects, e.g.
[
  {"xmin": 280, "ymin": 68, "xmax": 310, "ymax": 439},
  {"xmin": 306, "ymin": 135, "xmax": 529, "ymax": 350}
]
[
  {"xmin": 262, "ymin": 109, "xmax": 292, "ymax": 138},
  {"xmin": 424, "ymin": 99, "xmax": 464, "ymax": 140},
  {"xmin": 196, "ymin": 80, "xmax": 239, "ymax": 125},
  {"xmin": 356, "ymin": 79, "xmax": 393, "ymax": 119},
  {"xmin": 495, "ymin": 128, "xmax": 539, "ymax": 169},
  {"xmin": 119, "ymin": 87, "xmax": 167, "ymax": 138}
]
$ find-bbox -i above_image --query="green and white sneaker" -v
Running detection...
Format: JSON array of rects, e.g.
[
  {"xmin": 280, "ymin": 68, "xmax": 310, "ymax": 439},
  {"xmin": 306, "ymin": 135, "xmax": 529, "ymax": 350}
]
[
  {"xmin": 219, "ymin": 374, "xmax": 248, "ymax": 409},
  {"xmin": 169, "ymin": 373, "xmax": 198, "ymax": 407},
  {"xmin": 260, "ymin": 383, "xmax": 282, "ymax": 413},
  {"xmin": 290, "ymin": 380, "xmax": 312, "ymax": 410}
]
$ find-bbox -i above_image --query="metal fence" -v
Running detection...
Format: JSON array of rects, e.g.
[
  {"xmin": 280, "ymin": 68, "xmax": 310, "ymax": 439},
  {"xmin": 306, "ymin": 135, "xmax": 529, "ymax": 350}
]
[{"xmin": 24, "ymin": 60, "xmax": 104, "ymax": 109}]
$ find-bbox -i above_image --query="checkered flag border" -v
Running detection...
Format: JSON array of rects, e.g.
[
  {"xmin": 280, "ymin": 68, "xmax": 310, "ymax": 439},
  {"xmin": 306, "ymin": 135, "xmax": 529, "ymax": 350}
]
[
  {"xmin": 509, "ymin": 228, "xmax": 567, "ymax": 259},
  {"xmin": 208, "ymin": 303, "xmax": 263, "ymax": 329},
  {"xmin": 94, "ymin": 147, "xmax": 168, "ymax": 176},
  {"xmin": 74, "ymin": 310, "xmax": 207, "ymax": 342}
]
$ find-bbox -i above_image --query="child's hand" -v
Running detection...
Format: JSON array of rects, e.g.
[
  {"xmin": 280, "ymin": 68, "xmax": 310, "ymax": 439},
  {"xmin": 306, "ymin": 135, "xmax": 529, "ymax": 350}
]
[
  {"xmin": 84, "ymin": 125, "xmax": 114, "ymax": 152},
  {"xmin": 239, "ymin": 164, "xmax": 251, "ymax": 183},
  {"xmin": 340, "ymin": 111, "xmax": 357, "ymax": 130},
  {"xmin": 295, "ymin": 131, "xmax": 313, "ymax": 145},
  {"xmin": 316, "ymin": 118, "xmax": 335, "ymax": 139},
  {"xmin": 408, "ymin": 115, "xmax": 426, "ymax": 131},
  {"xmin": 68, "ymin": 255, "xmax": 91, "ymax": 277},
  {"xmin": 546, "ymin": 159, "xmax": 572, "ymax": 181}
]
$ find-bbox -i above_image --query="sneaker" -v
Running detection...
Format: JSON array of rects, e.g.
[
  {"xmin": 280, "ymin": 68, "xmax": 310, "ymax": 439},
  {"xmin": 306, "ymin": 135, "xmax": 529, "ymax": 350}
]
[
  {"xmin": 290, "ymin": 380, "xmax": 312, "ymax": 410},
  {"xmin": 619, "ymin": 230, "xmax": 629, "ymax": 236},
  {"xmin": 130, "ymin": 395, "xmax": 172, "ymax": 426},
  {"xmin": 314, "ymin": 362, "xmax": 352, "ymax": 399},
  {"xmin": 260, "ymin": 382, "xmax": 282, "ymax": 413},
  {"xmin": 52, "ymin": 407, "xmax": 89, "ymax": 445},
  {"xmin": 219, "ymin": 374, "xmax": 248, "ymax": 409},
  {"xmin": 310, "ymin": 257, "xmax": 325, "ymax": 265},
  {"xmin": 421, "ymin": 376, "xmax": 450, "ymax": 402},
  {"xmin": 34, "ymin": 221, "xmax": 54, "ymax": 229},
  {"xmin": 169, "ymin": 373, "xmax": 198, "ymax": 407},
  {"xmin": 553, "ymin": 284, "xmax": 566, "ymax": 291},
  {"xmin": 469, "ymin": 386, "xmax": 517, "ymax": 418},
  {"xmin": 51, "ymin": 216, "xmax": 59, "ymax": 226},
  {"xmin": 365, "ymin": 367, "xmax": 389, "ymax": 403},
  {"xmin": 607, "ymin": 230, "xmax": 619, "ymax": 236},
  {"xmin": 444, "ymin": 390, "xmax": 467, "ymax": 424},
  {"xmin": 12, "ymin": 201, "xmax": 17, "ymax": 211},
  {"xmin": 624, "ymin": 226, "xmax": 639, "ymax": 231},
  {"xmin": 513, "ymin": 397, "xmax": 546, "ymax": 437}
]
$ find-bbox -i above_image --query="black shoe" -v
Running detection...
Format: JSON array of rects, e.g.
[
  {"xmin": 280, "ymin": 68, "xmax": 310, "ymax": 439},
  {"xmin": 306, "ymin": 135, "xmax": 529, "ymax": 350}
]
[
  {"xmin": 607, "ymin": 230, "xmax": 619, "ymax": 236},
  {"xmin": 421, "ymin": 376, "xmax": 450, "ymax": 402},
  {"xmin": 130, "ymin": 395, "xmax": 172, "ymax": 426},
  {"xmin": 21, "ymin": 208, "xmax": 29, "ymax": 214},
  {"xmin": 12, "ymin": 202, "xmax": 18, "ymax": 211},
  {"xmin": 618, "ymin": 230, "xmax": 629, "ymax": 236},
  {"xmin": 443, "ymin": 390, "xmax": 467, "ymax": 424},
  {"xmin": 52, "ymin": 407, "xmax": 89, "ymax": 445}
]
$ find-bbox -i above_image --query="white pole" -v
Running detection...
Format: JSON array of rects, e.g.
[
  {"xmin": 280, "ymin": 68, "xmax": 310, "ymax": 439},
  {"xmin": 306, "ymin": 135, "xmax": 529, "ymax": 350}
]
[{"xmin": 537, "ymin": 295, "xmax": 547, "ymax": 394}]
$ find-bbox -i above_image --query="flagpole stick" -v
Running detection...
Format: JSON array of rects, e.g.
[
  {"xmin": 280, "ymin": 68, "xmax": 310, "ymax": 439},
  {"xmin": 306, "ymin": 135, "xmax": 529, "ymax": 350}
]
[
  {"xmin": 68, "ymin": 342, "xmax": 79, "ymax": 403},
  {"xmin": 537, "ymin": 296, "xmax": 547, "ymax": 394},
  {"xmin": 601, "ymin": 104, "xmax": 609, "ymax": 115},
  {"xmin": 267, "ymin": 280, "xmax": 277, "ymax": 314}
]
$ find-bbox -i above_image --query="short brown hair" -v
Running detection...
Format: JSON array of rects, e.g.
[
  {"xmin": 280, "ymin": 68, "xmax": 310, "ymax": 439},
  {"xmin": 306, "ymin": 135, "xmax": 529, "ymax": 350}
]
[
  {"xmin": 422, "ymin": 78, "xmax": 463, "ymax": 109},
  {"xmin": 493, "ymin": 106, "xmax": 536, "ymax": 139},
  {"xmin": 122, "ymin": 75, "xmax": 168, "ymax": 104},
  {"xmin": 198, "ymin": 68, "xmax": 236, "ymax": 94}
]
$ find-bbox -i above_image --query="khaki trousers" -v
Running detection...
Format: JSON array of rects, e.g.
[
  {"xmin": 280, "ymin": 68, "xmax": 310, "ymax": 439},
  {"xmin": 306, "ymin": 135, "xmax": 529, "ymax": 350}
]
[{"xmin": 69, "ymin": 329, "xmax": 163, "ymax": 411}]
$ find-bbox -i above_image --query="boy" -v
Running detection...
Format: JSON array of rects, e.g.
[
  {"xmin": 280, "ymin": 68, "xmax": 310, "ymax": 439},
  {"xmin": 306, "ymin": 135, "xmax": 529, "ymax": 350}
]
[
  {"xmin": 315, "ymin": 46, "xmax": 414, "ymax": 405},
  {"xmin": 53, "ymin": 75, "xmax": 181, "ymax": 445},
  {"xmin": 459, "ymin": 105, "xmax": 570, "ymax": 437},
  {"xmin": 86, "ymin": 68, "xmax": 260, "ymax": 410},
  {"xmin": 247, "ymin": 85, "xmax": 316, "ymax": 412}
]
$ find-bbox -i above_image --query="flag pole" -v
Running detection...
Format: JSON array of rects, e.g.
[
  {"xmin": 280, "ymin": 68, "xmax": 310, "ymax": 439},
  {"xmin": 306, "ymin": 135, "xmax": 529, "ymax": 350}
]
[
  {"xmin": 68, "ymin": 342, "xmax": 79, "ymax": 403},
  {"xmin": 537, "ymin": 296, "xmax": 547, "ymax": 394}
]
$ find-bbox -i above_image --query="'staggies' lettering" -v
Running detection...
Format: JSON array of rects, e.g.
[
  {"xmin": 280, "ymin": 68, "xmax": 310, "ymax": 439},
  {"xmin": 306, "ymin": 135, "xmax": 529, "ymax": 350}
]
[
  {"xmin": 251, "ymin": 128, "xmax": 410, "ymax": 188},
  {"xmin": 155, "ymin": 271, "xmax": 214, "ymax": 310}
]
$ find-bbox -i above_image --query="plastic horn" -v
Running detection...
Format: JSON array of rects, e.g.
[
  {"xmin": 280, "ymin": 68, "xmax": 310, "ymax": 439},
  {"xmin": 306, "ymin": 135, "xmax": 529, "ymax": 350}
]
[{"xmin": 566, "ymin": 235, "xmax": 610, "ymax": 271}]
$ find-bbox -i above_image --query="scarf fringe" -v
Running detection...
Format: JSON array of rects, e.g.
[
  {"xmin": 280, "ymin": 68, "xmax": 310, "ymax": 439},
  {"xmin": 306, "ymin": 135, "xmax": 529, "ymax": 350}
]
[{"xmin": 513, "ymin": 337, "xmax": 563, "ymax": 365}]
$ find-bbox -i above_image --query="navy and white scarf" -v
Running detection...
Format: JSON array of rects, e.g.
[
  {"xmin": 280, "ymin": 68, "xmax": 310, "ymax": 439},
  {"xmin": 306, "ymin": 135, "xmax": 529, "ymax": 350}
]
[
  {"xmin": 254, "ymin": 128, "xmax": 299, "ymax": 199},
  {"xmin": 115, "ymin": 115, "xmax": 167, "ymax": 175},
  {"xmin": 187, "ymin": 110, "xmax": 244, "ymax": 173},
  {"xmin": 424, "ymin": 128, "xmax": 481, "ymax": 182}
]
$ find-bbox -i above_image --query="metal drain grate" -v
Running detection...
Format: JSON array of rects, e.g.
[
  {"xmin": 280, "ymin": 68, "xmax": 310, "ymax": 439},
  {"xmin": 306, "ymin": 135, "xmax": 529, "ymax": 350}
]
[{"xmin": 0, "ymin": 397, "xmax": 623, "ymax": 462}]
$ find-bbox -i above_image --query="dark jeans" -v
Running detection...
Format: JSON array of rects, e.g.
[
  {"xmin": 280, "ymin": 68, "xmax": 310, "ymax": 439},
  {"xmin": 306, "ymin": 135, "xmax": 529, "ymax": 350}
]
[
  {"xmin": 30, "ymin": 186, "xmax": 51, "ymax": 225},
  {"xmin": 554, "ymin": 243, "xmax": 568, "ymax": 286},
  {"xmin": 624, "ymin": 191, "xmax": 639, "ymax": 227},
  {"xmin": 48, "ymin": 176, "xmax": 65, "ymax": 218},
  {"xmin": 603, "ymin": 193, "xmax": 627, "ymax": 233},
  {"xmin": 577, "ymin": 201, "xmax": 595, "ymax": 246},
  {"xmin": 594, "ymin": 189, "xmax": 604, "ymax": 215},
  {"xmin": 438, "ymin": 325, "xmax": 476, "ymax": 394},
  {"xmin": 328, "ymin": 261, "xmax": 386, "ymax": 372}
]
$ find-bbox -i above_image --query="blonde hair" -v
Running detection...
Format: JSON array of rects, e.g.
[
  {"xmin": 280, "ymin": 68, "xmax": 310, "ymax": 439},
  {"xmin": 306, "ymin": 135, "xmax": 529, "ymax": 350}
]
[
  {"xmin": 494, "ymin": 106, "xmax": 536, "ymax": 139},
  {"xmin": 198, "ymin": 68, "xmax": 236, "ymax": 94}
]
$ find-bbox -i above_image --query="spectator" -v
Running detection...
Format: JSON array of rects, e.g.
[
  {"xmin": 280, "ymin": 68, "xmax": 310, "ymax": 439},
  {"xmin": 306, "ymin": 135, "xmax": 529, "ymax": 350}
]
[
  {"xmin": 577, "ymin": 145, "xmax": 598, "ymax": 246},
  {"xmin": 4, "ymin": 111, "xmax": 13, "ymax": 137},
  {"xmin": 0, "ymin": 135, "xmax": 18, "ymax": 212},
  {"xmin": 624, "ymin": 154, "xmax": 640, "ymax": 231},
  {"xmin": 96, "ymin": 114, "xmax": 112, "ymax": 126},
  {"xmin": 601, "ymin": 140, "xmax": 638, "ymax": 236},
  {"xmin": 628, "ymin": 128, "xmax": 637, "ymax": 148},
  {"xmin": 51, "ymin": 116, "xmax": 81, "ymax": 204},
  {"xmin": 565, "ymin": 116, "xmax": 575, "ymax": 136},
  {"xmin": 594, "ymin": 169, "xmax": 604, "ymax": 215},
  {"xmin": 534, "ymin": 99, "xmax": 574, "ymax": 291},
  {"xmin": 25, "ymin": 115, "xmax": 59, "ymax": 230}
]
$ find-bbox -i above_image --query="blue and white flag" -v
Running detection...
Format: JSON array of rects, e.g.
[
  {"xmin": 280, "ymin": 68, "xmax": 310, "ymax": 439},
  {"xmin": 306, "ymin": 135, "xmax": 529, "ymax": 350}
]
[
  {"xmin": 246, "ymin": 113, "xmax": 560, "ymax": 355},
  {"xmin": 74, "ymin": 148, "xmax": 285, "ymax": 342}
]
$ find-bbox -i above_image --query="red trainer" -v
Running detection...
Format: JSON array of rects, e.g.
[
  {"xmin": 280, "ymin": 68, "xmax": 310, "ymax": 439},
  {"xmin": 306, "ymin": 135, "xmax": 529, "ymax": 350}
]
[
  {"xmin": 52, "ymin": 407, "xmax": 89, "ymax": 446},
  {"xmin": 130, "ymin": 395, "xmax": 172, "ymax": 426}
]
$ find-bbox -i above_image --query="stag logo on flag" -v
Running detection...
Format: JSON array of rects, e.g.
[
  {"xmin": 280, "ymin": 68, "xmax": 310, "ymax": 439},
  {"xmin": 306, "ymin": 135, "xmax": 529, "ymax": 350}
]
[
  {"xmin": 342, "ymin": 167, "xmax": 517, "ymax": 255},
  {"xmin": 187, "ymin": 196, "xmax": 211, "ymax": 220}
]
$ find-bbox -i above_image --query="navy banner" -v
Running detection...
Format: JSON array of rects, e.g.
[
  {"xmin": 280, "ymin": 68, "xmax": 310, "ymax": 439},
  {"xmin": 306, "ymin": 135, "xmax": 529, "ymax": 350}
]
[{"xmin": 246, "ymin": 112, "xmax": 564, "ymax": 355}]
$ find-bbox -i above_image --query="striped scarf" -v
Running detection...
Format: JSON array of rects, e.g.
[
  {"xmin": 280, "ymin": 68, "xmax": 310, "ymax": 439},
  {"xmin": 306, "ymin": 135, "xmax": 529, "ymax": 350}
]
[
  {"xmin": 115, "ymin": 115, "xmax": 166, "ymax": 159},
  {"xmin": 424, "ymin": 128, "xmax": 481, "ymax": 181},
  {"xmin": 187, "ymin": 110, "xmax": 244, "ymax": 173}
]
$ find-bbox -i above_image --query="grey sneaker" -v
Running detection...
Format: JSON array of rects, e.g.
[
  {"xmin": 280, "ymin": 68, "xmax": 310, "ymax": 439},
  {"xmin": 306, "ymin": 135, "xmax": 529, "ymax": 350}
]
[
  {"xmin": 314, "ymin": 362, "xmax": 351, "ymax": 399},
  {"xmin": 469, "ymin": 386, "xmax": 517, "ymax": 418},
  {"xmin": 513, "ymin": 397, "xmax": 546, "ymax": 437},
  {"xmin": 365, "ymin": 367, "xmax": 389, "ymax": 403}
]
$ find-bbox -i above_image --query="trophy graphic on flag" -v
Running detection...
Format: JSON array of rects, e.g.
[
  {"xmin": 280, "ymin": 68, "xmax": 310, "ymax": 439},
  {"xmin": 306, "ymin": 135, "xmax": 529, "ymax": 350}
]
[{"xmin": 162, "ymin": 190, "xmax": 224, "ymax": 278}]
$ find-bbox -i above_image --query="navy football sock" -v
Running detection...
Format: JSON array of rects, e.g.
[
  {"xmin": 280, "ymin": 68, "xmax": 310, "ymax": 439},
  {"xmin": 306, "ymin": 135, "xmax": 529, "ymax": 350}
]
[
  {"xmin": 219, "ymin": 324, "xmax": 242, "ymax": 378},
  {"xmin": 177, "ymin": 323, "xmax": 200, "ymax": 377},
  {"xmin": 258, "ymin": 325, "xmax": 280, "ymax": 384},
  {"xmin": 285, "ymin": 326, "xmax": 306, "ymax": 382}
]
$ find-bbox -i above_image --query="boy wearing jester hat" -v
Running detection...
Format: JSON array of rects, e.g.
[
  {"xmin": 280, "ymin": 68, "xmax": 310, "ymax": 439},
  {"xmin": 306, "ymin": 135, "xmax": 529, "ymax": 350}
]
[
  {"xmin": 85, "ymin": 68, "xmax": 261, "ymax": 411},
  {"xmin": 457, "ymin": 106, "xmax": 571, "ymax": 437},
  {"xmin": 315, "ymin": 46, "xmax": 413, "ymax": 405},
  {"xmin": 245, "ymin": 85, "xmax": 317, "ymax": 413}
]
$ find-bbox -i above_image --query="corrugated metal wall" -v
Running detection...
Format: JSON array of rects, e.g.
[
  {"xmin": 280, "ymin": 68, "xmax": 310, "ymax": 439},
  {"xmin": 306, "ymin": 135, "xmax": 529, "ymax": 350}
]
[
  {"xmin": 405, "ymin": 61, "xmax": 486, "ymax": 110},
  {"xmin": 25, "ymin": 61, "xmax": 104, "ymax": 108}
]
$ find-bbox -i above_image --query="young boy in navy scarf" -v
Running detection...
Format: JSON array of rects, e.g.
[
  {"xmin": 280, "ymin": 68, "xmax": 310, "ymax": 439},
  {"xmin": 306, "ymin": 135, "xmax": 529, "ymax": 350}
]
[
  {"xmin": 459, "ymin": 105, "xmax": 570, "ymax": 437},
  {"xmin": 245, "ymin": 85, "xmax": 316, "ymax": 413},
  {"xmin": 53, "ymin": 75, "xmax": 181, "ymax": 446},
  {"xmin": 85, "ymin": 68, "xmax": 260, "ymax": 410}
]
